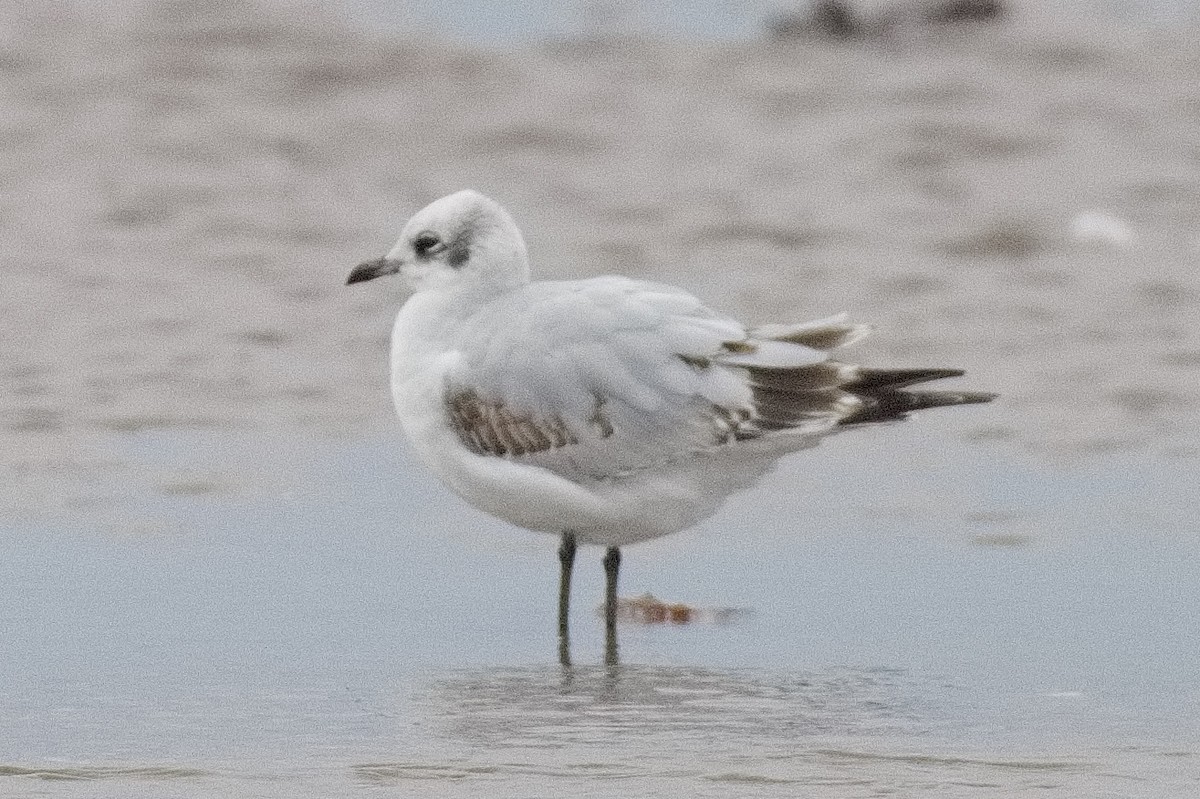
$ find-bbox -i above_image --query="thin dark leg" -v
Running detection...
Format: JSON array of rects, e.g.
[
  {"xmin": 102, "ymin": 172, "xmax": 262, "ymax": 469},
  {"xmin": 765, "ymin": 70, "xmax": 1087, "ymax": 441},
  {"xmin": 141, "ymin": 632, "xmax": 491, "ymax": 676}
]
[
  {"xmin": 557, "ymin": 531, "xmax": 577, "ymax": 666},
  {"xmin": 603, "ymin": 546, "xmax": 620, "ymax": 666}
]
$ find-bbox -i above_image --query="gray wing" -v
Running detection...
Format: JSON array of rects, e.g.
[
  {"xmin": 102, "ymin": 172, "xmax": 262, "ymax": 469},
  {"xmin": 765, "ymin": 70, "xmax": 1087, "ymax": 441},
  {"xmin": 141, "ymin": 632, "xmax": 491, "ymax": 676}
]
[{"xmin": 439, "ymin": 277, "xmax": 871, "ymax": 482}]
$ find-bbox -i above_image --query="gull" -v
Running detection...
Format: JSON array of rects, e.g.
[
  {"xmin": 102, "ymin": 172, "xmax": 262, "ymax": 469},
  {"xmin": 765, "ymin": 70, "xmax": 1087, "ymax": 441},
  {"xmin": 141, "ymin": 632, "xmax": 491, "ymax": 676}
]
[{"xmin": 347, "ymin": 190, "xmax": 995, "ymax": 664}]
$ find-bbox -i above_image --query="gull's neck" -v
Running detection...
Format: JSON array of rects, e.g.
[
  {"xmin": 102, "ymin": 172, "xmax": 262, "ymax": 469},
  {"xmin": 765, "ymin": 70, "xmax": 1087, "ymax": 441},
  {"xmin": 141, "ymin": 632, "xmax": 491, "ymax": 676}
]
[{"xmin": 395, "ymin": 266, "xmax": 526, "ymax": 352}]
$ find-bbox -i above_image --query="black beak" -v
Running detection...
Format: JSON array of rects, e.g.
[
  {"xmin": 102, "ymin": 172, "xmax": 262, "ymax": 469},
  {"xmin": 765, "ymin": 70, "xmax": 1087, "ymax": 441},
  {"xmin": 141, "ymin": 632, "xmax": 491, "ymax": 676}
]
[{"xmin": 346, "ymin": 256, "xmax": 401, "ymax": 285}]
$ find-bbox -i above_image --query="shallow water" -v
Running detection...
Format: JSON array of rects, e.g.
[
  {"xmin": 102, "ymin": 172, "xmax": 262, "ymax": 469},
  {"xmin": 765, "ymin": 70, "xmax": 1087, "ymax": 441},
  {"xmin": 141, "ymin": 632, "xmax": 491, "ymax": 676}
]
[
  {"xmin": 4, "ymin": 429, "xmax": 1198, "ymax": 796},
  {"xmin": 3, "ymin": 0, "xmax": 1200, "ymax": 796}
]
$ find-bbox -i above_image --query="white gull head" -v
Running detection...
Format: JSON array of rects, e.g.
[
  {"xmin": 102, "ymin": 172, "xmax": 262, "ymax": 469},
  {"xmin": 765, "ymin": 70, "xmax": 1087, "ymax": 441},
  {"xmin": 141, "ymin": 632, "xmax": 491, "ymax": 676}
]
[{"xmin": 347, "ymin": 190, "xmax": 531, "ymax": 296}]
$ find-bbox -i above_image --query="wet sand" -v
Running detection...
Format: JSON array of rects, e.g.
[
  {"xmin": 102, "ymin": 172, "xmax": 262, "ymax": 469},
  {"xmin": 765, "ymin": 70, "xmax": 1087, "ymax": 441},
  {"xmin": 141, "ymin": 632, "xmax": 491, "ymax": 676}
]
[{"xmin": 4, "ymin": 0, "xmax": 1200, "ymax": 519}]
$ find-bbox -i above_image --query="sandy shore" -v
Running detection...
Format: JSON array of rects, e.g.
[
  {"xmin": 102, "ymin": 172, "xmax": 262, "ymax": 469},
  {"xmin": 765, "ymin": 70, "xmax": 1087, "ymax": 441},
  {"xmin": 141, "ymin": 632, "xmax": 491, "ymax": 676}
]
[{"xmin": 3, "ymin": 1, "xmax": 1199, "ymax": 518}]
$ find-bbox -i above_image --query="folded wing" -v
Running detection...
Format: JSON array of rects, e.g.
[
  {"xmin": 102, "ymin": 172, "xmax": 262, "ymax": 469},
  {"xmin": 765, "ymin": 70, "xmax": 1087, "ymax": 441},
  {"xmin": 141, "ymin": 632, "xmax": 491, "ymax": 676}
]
[{"xmin": 441, "ymin": 279, "xmax": 994, "ymax": 482}]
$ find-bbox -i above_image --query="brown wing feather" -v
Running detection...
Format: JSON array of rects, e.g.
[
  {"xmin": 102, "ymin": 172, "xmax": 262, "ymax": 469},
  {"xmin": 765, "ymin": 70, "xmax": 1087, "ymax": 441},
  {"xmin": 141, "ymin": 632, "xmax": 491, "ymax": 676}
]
[{"xmin": 445, "ymin": 387, "xmax": 583, "ymax": 457}]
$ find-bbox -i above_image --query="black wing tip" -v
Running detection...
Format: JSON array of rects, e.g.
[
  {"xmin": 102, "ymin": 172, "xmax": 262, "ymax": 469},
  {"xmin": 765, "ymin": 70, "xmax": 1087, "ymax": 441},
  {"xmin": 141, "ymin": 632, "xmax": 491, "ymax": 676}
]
[
  {"xmin": 740, "ymin": 361, "xmax": 995, "ymax": 431},
  {"xmin": 839, "ymin": 388, "xmax": 997, "ymax": 426},
  {"xmin": 847, "ymin": 367, "xmax": 967, "ymax": 391}
]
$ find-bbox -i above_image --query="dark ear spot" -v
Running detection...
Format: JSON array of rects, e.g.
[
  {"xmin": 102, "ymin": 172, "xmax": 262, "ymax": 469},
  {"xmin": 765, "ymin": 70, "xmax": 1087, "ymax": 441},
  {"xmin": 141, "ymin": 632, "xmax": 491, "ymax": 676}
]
[
  {"xmin": 446, "ymin": 239, "xmax": 470, "ymax": 268},
  {"xmin": 445, "ymin": 212, "xmax": 481, "ymax": 269}
]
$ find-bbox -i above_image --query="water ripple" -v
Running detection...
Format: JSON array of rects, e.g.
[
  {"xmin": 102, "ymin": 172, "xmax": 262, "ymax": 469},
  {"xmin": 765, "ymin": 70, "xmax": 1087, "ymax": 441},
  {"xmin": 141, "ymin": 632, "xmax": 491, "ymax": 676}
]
[{"xmin": 0, "ymin": 764, "xmax": 207, "ymax": 781}]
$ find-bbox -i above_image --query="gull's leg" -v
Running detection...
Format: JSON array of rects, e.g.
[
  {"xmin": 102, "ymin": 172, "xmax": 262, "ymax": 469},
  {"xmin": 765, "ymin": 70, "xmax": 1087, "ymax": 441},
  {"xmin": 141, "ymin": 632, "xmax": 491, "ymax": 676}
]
[
  {"xmin": 603, "ymin": 546, "xmax": 621, "ymax": 665},
  {"xmin": 558, "ymin": 531, "xmax": 577, "ymax": 666}
]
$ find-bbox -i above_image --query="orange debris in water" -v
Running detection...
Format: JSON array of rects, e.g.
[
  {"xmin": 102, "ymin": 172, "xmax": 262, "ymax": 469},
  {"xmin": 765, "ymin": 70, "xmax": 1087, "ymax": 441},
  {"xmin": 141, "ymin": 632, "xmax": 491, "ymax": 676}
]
[{"xmin": 603, "ymin": 593, "xmax": 751, "ymax": 626}]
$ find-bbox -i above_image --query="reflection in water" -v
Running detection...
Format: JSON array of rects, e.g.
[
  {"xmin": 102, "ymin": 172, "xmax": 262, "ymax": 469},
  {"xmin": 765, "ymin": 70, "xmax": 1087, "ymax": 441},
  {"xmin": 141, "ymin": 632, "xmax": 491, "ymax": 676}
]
[
  {"xmin": 423, "ymin": 664, "xmax": 919, "ymax": 750},
  {"xmin": 352, "ymin": 664, "xmax": 1108, "ymax": 791}
]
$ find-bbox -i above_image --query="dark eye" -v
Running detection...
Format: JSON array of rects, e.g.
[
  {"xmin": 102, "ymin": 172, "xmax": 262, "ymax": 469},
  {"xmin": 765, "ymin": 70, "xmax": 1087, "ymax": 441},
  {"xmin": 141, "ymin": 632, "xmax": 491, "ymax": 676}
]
[{"xmin": 413, "ymin": 232, "xmax": 443, "ymax": 256}]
